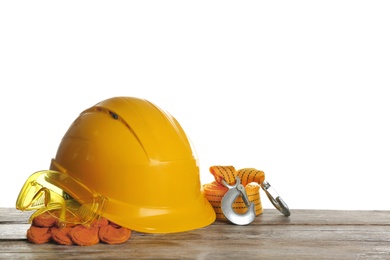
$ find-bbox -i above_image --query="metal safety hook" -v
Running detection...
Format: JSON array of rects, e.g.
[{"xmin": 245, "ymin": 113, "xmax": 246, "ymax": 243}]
[
  {"xmin": 261, "ymin": 181, "xmax": 291, "ymax": 217},
  {"xmin": 221, "ymin": 176, "xmax": 256, "ymax": 225}
]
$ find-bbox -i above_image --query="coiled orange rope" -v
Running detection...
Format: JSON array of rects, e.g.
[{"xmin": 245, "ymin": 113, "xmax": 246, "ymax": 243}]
[{"xmin": 203, "ymin": 166, "xmax": 265, "ymax": 220}]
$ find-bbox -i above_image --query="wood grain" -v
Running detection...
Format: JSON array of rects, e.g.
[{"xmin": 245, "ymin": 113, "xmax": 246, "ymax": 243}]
[{"xmin": 1, "ymin": 208, "xmax": 389, "ymax": 259}]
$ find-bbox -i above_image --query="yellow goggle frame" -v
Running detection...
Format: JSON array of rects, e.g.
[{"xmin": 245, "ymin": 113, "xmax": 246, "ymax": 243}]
[{"xmin": 16, "ymin": 170, "xmax": 107, "ymax": 227}]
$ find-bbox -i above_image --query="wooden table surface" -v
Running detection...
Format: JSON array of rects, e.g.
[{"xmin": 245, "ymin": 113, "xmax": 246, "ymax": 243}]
[{"xmin": 1, "ymin": 208, "xmax": 389, "ymax": 259}]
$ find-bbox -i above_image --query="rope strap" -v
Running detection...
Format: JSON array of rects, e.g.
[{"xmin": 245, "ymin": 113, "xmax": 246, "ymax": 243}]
[{"xmin": 203, "ymin": 166, "xmax": 265, "ymax": 220}]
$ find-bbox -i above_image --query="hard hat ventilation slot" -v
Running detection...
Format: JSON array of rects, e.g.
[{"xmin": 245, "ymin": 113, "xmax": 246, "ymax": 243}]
[
  {"xmin": 86, "ymin": 107, "xmax": 120, "ymax": 121},
  {"xmin": 82, "ymin": 105, "xmax": 147, "ymax": 157},
  {"xmin": 109, "ymin": 111, "xmax": 119, "ymax": 120}
]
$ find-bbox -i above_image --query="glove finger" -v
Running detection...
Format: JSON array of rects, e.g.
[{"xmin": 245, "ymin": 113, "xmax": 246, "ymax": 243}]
[
  {"xmin": 107, "ymin": 221, "xmax": 121, "ymax": 228},
  {"xmin": 92, "ymin": 217, "xmax": 109, "ymax": 228},
  {"xmin": 99, "ymin": 223, "xmax": 131, "ymax": 244},
  {"xmin": 69, "ymin": 225, "xmax": 100, "ymax": 246},
  {"xmin": 51, "ymin": 227, "xmax": 73, "ymax": 245},
  {"xmin": 32, "ymin": 211, "xmax": 58, "ymax": 228},
  {"xmin": 27, "ymin": 226, "xmax": 52, "ymax": 244}
]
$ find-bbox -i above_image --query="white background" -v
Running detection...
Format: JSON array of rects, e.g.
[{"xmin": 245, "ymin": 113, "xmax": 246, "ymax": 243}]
[{"xmin": 1, "ymin": 1, "xmax": 389, "ymax": 210}]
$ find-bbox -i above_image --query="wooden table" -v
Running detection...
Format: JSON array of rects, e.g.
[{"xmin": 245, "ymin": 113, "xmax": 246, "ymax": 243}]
[{"xmin": 1, "ymin": 208, "xmax": 389, "ymax": 259}]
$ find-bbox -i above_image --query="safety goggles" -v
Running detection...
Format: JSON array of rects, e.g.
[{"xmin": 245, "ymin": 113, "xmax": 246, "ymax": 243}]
[{"xmin": 16, "ymin": 170, "xmax": 107, "ymax": 227}]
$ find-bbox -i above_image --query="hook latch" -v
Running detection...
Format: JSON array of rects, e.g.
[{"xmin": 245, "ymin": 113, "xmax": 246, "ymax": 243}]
[
  {"xmin": 221, "ymin": 176, "xmax": 256, "ymax": 225},
  {"xmin": 261, "ymin": 181, "xmax": 290, "ymax": 217}
]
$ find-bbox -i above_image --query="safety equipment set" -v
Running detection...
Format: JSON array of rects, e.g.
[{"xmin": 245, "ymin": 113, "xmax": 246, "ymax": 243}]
[{"xmin": 16, "ymin": 96, "xmax": 290, "ymax": 246}]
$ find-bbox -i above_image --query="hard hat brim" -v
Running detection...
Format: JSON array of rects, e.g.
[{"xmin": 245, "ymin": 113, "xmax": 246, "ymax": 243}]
[{"xmin": 102, "ymin": 194, "xmax": 216, "ymax": 234}]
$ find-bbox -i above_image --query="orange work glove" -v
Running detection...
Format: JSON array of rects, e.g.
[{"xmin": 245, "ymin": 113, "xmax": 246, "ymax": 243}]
[{"xmin": 26, "ymin": 211, "xmax": 131, "ymax": 246}]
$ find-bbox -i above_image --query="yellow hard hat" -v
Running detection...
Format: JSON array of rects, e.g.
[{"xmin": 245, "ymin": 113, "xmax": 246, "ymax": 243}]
[{"xmin": 25, "ymin": 97, "xmax": 216, "ymax": 233}]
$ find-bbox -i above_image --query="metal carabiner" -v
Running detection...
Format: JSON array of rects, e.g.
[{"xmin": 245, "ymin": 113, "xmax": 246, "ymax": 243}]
[
  {"xmin": 221, "ymin": 176, "xmax": 256, "ymax": 225},
  {"xmin": 261, "ymin": 181, "xmax": 290, "ymax": 217}
]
